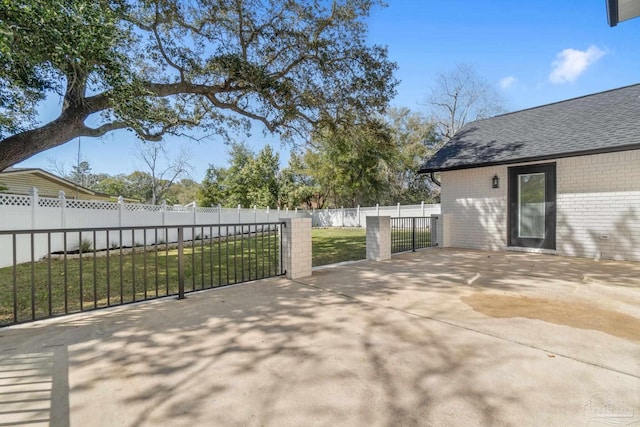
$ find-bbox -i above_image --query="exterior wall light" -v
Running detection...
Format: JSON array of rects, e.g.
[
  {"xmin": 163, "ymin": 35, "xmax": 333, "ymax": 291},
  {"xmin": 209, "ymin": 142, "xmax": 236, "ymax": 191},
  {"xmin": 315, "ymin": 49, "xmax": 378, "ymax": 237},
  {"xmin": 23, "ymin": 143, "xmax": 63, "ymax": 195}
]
[{"xmin": 492, "ymin": 175, "xmax": 500, "ymax": 189}]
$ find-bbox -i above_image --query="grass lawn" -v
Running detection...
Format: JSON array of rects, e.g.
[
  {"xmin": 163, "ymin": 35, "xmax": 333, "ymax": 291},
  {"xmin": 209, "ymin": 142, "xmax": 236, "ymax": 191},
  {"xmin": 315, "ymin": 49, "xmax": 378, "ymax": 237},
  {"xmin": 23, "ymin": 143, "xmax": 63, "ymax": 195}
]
[{"xmin": 312, "ymin": 228, "xmax": 366, "ymax": 267}]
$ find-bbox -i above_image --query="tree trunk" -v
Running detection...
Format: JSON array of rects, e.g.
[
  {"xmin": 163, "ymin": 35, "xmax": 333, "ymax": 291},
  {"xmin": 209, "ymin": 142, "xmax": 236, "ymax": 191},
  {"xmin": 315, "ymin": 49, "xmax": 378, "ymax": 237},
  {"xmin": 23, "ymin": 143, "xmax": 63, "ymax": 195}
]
[{"xmin": 0, "ymin": 114, "xmax": 85, "ymax": 171}]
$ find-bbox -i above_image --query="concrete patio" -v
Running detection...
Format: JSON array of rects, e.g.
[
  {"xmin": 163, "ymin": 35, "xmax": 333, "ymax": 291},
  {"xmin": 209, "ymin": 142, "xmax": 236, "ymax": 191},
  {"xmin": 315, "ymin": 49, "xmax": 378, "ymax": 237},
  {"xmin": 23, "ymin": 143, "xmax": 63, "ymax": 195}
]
[{"xmin": 1, "ymin": 248, "xmax": 639, "ymax": 426}]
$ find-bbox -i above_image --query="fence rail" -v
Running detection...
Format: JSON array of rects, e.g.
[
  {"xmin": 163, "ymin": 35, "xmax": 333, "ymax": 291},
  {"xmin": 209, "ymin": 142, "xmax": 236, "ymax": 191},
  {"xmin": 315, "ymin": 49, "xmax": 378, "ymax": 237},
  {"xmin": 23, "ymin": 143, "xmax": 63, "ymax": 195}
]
[
  {"xmin": 391, "ymin": 217, "xmax": 438, "ymax": 254},
  {"xmin": 0, "ymin": 222, "xmax": 284, "ymax": 327}
]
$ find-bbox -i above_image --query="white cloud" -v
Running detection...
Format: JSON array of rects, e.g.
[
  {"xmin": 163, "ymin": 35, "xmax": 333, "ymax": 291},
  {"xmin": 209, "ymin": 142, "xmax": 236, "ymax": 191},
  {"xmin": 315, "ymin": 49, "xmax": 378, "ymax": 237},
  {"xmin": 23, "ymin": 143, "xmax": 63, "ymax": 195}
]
[
  {"xmin": 500, "ymin": 76, "xmax": 517, "ymax": 89},
  {"xmin": 549, "ymin": 45, "xmax": 605, "ymax": 84}
]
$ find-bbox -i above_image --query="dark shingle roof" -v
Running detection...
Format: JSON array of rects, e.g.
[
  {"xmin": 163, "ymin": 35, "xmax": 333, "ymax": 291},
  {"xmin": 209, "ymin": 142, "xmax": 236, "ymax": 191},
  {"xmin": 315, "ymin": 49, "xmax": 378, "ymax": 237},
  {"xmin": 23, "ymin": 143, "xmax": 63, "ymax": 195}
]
[{"xmin": 419, "ymin": 83, "xmax": 640, "ymax": 173}]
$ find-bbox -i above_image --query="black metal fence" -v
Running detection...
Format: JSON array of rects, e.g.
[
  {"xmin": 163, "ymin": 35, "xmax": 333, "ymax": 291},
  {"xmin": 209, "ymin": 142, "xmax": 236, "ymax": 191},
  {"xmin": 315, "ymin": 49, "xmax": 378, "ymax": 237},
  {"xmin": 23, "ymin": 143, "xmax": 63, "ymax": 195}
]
[
  {"xmin": 391, "ymin": 217, "xmax": 438, "ymax": 254},
  {"xmin": 0, "ymin": 222, "xmax": 284, "ymax": 327}
]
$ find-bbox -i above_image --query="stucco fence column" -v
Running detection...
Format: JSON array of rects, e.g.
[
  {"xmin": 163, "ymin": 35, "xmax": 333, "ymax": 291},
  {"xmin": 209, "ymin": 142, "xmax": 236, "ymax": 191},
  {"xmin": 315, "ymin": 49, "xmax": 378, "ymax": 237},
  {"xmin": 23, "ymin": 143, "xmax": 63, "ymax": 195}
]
[
  {"xmin": 432, "ymin": 214, "xmax": 451, "ymax": 248},
  {"xmin": 281, "ymin": 217, "xmax": 312, "ymax": 279},
  {"xmin": 366, "ymin": 216, "xmax": 391, "ymax": 261}
]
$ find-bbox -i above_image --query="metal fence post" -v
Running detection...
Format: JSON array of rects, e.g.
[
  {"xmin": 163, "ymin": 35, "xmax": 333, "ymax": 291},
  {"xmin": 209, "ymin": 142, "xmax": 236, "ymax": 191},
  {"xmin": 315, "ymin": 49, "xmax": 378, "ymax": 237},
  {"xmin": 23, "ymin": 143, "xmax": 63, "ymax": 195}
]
[
  {"xmin": 432, "ymin": 216, "xmax": 438, "ymax": 246},
  {"xmin": 177, "ymin": 227, "xmax": 185, "ymax": 299},
  {"xmin": 412, "ymin": 218, "xmax": 416, "ymax": 252}
]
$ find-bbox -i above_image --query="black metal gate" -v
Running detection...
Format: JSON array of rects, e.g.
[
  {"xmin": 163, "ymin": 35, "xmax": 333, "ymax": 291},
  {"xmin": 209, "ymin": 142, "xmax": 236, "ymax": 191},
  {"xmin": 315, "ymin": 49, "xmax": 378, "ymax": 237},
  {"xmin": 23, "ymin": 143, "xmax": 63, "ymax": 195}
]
[
  {"xmin": 0, "ymin": 222, "xmax": 284, "ymax": 327},
  {"xmin": 391, "ymin": 217, "xmax": 438, "ymax": 254}
]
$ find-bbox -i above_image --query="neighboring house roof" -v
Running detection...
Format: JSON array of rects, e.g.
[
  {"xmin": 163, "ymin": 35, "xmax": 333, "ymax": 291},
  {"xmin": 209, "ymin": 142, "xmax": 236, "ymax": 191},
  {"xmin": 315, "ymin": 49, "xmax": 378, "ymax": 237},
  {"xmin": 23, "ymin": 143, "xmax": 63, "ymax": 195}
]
[
  {"xmin": 0, "ymin": 168, "xmax": 116, "ymax": 200},
  {"xmin": 419, "ymin": 84, "xmax": 640, "ymax": 173}
]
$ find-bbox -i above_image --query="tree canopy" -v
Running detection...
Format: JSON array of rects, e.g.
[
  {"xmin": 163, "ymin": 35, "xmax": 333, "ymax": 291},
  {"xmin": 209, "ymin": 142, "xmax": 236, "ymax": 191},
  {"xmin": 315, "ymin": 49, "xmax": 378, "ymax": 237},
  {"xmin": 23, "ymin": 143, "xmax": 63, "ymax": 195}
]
[
  {"xmin": 198, "ymin": 142, "xmax": 279, "ymax": 208},
  {"xmin": 0, "ymin": 0, "xmax": 397, "ymax": 170},
  {"xmin": 380, "ymin": 107, "xmax": 441, "ymax": 204},
  {"xmin": 303, "ymin": 118, "xmax": 395, "ymax": 207},
  {"xmin": 278, "ymin": 109, "xmax": 441, "ymax": 208}
]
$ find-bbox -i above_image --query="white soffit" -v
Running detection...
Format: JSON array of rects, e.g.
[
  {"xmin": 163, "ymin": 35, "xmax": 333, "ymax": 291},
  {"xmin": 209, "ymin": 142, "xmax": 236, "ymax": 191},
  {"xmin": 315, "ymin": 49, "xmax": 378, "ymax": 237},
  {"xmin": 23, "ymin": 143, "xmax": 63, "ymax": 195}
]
[{"xmin": 618, "ymin": 0, "xmax": 640, "ymax": 22}]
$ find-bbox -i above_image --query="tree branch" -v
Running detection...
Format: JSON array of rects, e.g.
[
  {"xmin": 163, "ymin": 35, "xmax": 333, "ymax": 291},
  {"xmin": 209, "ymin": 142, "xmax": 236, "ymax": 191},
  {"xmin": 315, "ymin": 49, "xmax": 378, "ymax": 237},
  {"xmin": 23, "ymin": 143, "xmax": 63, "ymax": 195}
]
[
  {"xmin": 152, "ymin": 2, "xmax": 187, "ymax": 81},
  {"xmin": 205, "ymin": 93, "xmax": 277, "ymax": 132},
  {"xmin": 80, "ymin": 121, "xmax": 129, "ymax": 137}
]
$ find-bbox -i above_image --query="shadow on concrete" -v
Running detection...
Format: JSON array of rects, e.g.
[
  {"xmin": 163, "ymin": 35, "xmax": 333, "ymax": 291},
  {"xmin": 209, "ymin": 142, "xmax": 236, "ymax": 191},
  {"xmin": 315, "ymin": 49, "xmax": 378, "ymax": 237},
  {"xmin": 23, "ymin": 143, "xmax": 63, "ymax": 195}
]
[
  {"xmin": 0, "ymin": 248, "xmax": 638, "ymax": 426},
  {"xmin": 0, "ymin": 281, "xmax": 520, "ymax": 425},
  {"xmin": 0, "ymin": 346, "xmax": 69, "ymax": 427}
]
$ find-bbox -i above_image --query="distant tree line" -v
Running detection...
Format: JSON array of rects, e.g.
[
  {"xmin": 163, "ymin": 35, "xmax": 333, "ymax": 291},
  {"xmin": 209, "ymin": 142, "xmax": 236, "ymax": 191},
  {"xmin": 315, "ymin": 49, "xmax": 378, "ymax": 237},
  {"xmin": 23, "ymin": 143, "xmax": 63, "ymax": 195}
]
[
  {"xmin": 55, "ymin": 107, "xmax": 441, "ymax": 208},
  {"xmin": 60, "ymin": 160, "xmax": 200, "ymax": 206},
  {"xmin": 199, "ymin": 107, "xmax": 443, "ymax": 209}
]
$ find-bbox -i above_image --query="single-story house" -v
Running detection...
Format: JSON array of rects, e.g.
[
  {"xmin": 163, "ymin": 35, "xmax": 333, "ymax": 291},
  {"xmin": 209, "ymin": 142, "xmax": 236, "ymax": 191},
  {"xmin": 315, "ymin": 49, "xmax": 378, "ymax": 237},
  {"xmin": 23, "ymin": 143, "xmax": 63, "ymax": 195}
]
[
  {"xmin": 419, "ymin": 84, "xmax": 640, "ymax": 262},
  {"xmin": 0, "ymin": 168, "xmax": 122, "ymax": 201}
]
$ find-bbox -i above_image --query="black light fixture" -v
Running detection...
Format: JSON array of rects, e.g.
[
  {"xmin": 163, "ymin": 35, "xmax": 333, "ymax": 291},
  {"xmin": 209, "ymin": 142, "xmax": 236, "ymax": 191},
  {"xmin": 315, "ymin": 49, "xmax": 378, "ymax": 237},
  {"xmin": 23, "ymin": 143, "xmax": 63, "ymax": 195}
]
[{"xmin": 492, "ymin": 175, "xmax": 500, "ymax": 189}]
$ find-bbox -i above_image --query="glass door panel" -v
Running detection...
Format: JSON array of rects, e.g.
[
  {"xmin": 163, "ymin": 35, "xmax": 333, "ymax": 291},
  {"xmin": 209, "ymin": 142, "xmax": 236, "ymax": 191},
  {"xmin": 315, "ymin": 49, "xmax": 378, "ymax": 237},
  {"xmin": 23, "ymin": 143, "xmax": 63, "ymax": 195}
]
[
  {"xmin": 518, "ymin": 173, "xmax": 545, "ymax": 238},
  {"xmin": 508, "ymin": 163, "xmax": 556, "ymax": 250}
]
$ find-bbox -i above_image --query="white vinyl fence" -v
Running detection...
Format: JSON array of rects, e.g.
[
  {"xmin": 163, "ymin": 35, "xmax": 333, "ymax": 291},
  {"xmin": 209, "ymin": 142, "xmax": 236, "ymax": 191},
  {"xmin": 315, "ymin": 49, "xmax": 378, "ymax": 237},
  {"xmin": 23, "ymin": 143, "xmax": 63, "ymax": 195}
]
[
  {"xmin": 0, "ymin": 188, "xmax": 440, "ymax": 267},
  {"xmin": 311, "ymin": 202, "xmax": 440, "ymax": 227},
  {"xmin": 0, "ymin": 189, "xmax": 307, "ymax": 231},
  {"xmin": 0, "ymin": 189, "xmax": 307, "ymax": 268}
]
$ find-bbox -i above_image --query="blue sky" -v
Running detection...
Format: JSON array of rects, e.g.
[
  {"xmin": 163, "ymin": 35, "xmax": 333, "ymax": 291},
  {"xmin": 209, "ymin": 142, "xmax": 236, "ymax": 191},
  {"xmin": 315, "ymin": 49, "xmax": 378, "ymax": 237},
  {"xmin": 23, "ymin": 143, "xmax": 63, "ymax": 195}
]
[{"xmin": 15, "ymin": 0, "xmax": 640, "ymax": 181}]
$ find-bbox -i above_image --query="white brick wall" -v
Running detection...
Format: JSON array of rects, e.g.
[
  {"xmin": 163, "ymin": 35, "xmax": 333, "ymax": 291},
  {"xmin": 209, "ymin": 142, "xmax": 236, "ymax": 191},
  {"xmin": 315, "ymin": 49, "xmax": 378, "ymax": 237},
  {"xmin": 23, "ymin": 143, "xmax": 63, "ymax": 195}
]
[
  {"xmin": 281, "ymin": 217, "xmax": 312, "ymax": 279},
  {"xmin": 440, "ymin": 149, "xmax": 640, "ymax": 261},
  {"xmin": 441, "ymin": 166, "xmax": 508, "ymax": 250},
  {"xmin": 556, "ymin": 150, "xmax": 640, "ymax": 261},
  {"xmin": 366, "ymin": 216, "xmax": 391, "ymax": 261}
]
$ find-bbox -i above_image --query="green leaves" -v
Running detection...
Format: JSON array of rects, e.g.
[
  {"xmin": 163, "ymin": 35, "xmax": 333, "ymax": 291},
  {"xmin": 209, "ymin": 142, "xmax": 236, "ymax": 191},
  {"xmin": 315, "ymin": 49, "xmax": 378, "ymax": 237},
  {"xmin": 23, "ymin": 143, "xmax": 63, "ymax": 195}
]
[
  {"xmin": 281, "ymin": 108, "xmax": 442, "ymax": 208},
  {"xmin": 198, "ymin": 142, "xmax": 280, "ymax": 208},
  {"xmin": 0, "ymin": 0, "xmax": 130, "ymax": 136},
  {"xmin": 0, "ymin": 0, "xmax": 397, "ymax": 170}
]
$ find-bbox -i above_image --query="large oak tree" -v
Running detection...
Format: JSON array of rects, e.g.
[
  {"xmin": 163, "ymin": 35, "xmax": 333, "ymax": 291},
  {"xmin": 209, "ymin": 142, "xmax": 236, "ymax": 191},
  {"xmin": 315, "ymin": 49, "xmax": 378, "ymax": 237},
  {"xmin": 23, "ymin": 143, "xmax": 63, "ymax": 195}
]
[{"xmin": 0, "ymin": 0, "xmax": 397, "ymax": 170}]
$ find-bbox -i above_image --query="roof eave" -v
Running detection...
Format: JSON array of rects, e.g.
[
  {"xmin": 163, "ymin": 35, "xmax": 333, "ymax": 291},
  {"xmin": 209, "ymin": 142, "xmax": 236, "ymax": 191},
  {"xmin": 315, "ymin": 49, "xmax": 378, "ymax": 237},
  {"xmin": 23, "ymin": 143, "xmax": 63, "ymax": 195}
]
[
  {"xmin": 418, "ymin": 143, "xmax": 640, "ymax": 174},
  {"xmin": 1, "ymin": 168, "xmax": 98, "ymax": 195}
]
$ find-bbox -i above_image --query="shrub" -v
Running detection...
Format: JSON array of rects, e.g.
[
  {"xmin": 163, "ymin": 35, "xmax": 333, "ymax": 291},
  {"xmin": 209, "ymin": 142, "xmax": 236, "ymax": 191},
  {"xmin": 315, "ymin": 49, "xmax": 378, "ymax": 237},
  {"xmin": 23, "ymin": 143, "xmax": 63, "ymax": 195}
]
[{"xmin": 79, "ymin": 237, "xmax": 93, "ymax": 253}]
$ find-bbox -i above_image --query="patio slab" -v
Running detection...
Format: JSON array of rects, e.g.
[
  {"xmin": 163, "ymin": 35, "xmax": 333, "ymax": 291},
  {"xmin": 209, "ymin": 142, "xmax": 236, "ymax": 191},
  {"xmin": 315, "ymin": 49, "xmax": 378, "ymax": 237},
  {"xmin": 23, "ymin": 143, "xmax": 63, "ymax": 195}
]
[{"xmin": 0, "ymin": 248, "xmax": 639, "ymax": 426}]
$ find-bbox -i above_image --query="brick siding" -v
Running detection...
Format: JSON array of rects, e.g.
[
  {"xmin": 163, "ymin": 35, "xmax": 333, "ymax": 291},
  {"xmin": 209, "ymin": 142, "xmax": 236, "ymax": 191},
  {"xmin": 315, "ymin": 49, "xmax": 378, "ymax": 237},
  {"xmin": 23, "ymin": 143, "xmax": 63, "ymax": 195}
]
[{"xmin": 440, "ymin": 149, "xmax": 640, "ymax": 261}]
